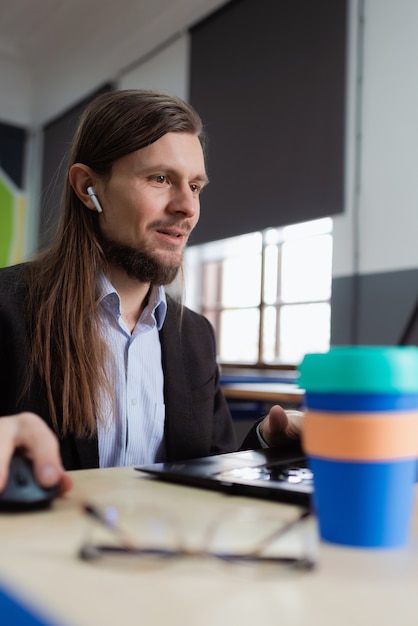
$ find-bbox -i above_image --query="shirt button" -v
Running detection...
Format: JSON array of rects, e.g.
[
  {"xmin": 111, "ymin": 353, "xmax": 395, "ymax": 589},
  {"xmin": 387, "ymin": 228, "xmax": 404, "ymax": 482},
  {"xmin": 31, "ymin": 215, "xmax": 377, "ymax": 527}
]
[{"xmin": 131, "ymin": 397, "xmax": 138, "ymax": 406}]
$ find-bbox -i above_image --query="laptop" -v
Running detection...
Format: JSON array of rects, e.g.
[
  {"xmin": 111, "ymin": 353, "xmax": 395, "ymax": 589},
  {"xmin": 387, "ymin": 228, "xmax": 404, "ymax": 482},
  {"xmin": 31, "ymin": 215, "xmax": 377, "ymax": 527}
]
[{"xmin": 136, "ymin": 448, "xmax": 313, "ymax": 507}]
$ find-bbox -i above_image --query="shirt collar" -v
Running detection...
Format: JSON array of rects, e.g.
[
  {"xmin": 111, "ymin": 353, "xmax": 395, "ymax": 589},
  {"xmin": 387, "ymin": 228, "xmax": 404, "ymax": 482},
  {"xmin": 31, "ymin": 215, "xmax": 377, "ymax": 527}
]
[
  {"xmin": 150, "ymin": 285, "xmax": 167, "ymax": 330},
  {"xmin": 97, "ymin": 272, "xmax": 167, "ymax": 331}
]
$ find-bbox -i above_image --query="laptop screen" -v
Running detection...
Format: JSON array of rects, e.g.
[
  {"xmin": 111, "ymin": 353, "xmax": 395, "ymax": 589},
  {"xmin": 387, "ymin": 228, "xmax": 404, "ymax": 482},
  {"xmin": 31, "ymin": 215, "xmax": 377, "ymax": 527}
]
[{"xmin": 399, "ymin": 297, "xmax": 418, "ymax": 346}]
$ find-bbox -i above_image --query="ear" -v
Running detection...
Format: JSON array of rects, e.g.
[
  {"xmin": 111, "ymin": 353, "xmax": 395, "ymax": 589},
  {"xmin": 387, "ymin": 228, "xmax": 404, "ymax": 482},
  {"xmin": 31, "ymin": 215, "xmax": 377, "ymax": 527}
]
[{"xmin": 68, "ymin": 163, "xmax": 99, "ymax": 212}]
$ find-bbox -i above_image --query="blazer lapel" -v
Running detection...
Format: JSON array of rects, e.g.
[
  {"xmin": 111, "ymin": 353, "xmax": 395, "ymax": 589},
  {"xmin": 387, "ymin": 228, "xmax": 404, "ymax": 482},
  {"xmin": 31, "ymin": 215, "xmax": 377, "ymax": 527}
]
[{"xmin": 159, "ymin": 298, "xmax": 194, "ymax": 461}]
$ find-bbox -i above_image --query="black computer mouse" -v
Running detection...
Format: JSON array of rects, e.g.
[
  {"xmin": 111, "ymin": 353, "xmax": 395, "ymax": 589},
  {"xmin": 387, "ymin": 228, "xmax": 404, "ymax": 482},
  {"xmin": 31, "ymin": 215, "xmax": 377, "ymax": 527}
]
[{"xmin": 0, "ymin": 454, "xmax": 60, "ymax": 512}]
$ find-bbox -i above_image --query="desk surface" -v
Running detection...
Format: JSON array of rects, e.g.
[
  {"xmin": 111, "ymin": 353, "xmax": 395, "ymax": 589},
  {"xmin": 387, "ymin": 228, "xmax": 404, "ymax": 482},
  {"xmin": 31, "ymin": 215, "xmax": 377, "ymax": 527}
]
[
  {"xmin": 222, "ymin": 382, "xmax": 305, "ymax": 404},
  {"xmin": 0, "ymin": 466, "xmax": 418, "ymax": 626}
]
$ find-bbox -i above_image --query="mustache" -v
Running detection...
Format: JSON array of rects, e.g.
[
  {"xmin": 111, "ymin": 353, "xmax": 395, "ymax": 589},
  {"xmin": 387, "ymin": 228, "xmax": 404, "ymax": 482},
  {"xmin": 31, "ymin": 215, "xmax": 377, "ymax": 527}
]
[{"xmin": 148, "ymin": 219, "xmax": 193, "ymax": 235}]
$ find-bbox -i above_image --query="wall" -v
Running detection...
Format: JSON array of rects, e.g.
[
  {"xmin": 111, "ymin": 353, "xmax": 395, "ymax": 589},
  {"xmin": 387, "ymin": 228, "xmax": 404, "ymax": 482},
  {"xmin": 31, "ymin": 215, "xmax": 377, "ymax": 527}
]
[
  {"xmin": 118, "ymin": 34, "xmax": 189, "ymax": 100},
  {"xmin": 331, "ymin": 0, "xmax": 418, "ymax": 345},
  {"xmin": 1, "ymin": 0, "xmax": 418, "ymax": 344}
]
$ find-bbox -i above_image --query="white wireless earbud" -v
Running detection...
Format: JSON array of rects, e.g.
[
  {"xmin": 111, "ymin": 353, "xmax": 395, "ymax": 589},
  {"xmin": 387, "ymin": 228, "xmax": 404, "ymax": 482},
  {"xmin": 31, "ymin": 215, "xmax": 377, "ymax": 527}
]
[{"xmin": 87, "ymin": 186, "xmax": 103, "ymax": 213}]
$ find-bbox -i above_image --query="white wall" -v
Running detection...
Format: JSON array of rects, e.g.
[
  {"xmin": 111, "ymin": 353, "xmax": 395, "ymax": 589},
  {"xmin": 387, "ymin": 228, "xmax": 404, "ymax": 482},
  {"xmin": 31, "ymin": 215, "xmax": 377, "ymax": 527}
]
[
  {"xmin": 333, "ymin": 0, "xmax": 418, "ymax": 278},
  {"xmin": 118, "ymin": 34, "xmax": 190, "ymax": 101},
  {"xmin": 360, "ymin": 0, "xmax": 418, "ymax": 274}
]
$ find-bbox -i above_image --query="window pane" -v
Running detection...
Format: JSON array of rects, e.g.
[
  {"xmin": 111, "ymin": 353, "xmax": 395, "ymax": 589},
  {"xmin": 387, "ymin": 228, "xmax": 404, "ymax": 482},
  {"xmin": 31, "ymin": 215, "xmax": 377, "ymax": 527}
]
[
  {"xmin": 281, "ymin": 234, "xmax": 333, "ymax": 303},
  {"xmin": 219, "ymin": 309, "xmax": 260, "ymax": 363},
  {"xmin": 222, "ymin": 253, "xmax": 261, "ymax": 307},
  {"xmin": 279, "ymin": 303, "xmax": 331, "ymax": 365}
]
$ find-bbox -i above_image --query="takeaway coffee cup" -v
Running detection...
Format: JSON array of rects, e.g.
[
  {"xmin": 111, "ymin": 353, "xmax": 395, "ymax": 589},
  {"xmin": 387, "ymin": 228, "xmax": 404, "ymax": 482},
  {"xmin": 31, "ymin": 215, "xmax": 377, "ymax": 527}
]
[{"xmin": 299, "ymin": 346, "xmax": 418, "ymax": 548}]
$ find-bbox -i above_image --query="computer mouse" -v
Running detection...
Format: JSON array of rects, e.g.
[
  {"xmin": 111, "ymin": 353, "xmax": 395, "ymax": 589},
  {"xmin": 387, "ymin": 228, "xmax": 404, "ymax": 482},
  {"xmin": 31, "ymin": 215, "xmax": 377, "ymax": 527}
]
[{"xmin": 0, "ymin": 454, "xmax": 60, "ymax": 512}]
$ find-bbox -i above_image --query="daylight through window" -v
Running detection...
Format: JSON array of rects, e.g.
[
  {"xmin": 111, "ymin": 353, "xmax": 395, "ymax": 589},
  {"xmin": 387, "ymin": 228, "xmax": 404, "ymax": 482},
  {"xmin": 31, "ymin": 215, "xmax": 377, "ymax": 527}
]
[{"xmin": 184, "ymin": 218, "xmax": 333, "ymax": 366}]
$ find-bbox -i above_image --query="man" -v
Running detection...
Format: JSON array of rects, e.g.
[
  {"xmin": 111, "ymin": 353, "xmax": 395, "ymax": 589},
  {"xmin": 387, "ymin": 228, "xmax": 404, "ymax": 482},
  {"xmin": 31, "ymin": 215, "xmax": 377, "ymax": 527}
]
[{"xmin": 0, "ymin": 90, "xmax": 302, "ymax": 496}]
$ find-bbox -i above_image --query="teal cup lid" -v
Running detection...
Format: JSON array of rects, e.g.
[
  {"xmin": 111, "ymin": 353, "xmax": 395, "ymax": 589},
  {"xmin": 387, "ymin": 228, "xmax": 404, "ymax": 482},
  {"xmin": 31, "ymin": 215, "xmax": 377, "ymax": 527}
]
[{"xmin": 298, "ymin": 346, "xmax": 418, "ymax": 393}]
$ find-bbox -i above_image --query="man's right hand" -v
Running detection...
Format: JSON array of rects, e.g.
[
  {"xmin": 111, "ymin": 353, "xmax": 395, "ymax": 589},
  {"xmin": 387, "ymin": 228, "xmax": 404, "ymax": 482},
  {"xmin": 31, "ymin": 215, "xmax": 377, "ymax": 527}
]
[{"xmin": 0, "ymin": 412, "xmax": 73, "ymax": 495}]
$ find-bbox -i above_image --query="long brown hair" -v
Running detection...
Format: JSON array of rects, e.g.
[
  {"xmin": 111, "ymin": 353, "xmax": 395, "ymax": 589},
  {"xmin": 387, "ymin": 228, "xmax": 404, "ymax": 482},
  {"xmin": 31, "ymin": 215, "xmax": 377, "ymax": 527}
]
[{"xmin": 26, "ymin": 90, "xmax": 204, "ymax": 437}]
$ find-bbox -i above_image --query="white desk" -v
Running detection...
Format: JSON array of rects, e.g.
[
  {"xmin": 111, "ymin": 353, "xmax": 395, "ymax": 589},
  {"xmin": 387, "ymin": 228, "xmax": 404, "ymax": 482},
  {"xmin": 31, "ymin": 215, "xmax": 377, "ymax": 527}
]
[{"xmin": 0, "ymin": 466, "xmax": 418, "ymax": 626}]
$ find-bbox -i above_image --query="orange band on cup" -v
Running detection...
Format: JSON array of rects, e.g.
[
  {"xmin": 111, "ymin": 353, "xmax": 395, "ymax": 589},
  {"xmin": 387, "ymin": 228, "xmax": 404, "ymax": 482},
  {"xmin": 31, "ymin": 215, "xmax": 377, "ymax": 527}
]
[{"xmin": 302, "ymin": 410, "xmax": 418, "ymax": 461}]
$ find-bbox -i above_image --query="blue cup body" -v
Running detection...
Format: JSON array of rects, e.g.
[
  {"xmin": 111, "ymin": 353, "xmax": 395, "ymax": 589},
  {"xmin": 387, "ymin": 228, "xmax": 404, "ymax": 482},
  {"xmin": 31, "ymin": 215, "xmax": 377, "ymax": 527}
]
[
  {"xmin": 304, "ymin": 391, "xmax": 418, "ymax": 412},
  {"xmin": 309, "ymin": 457, "xmax": 417, "ymax": 547}
]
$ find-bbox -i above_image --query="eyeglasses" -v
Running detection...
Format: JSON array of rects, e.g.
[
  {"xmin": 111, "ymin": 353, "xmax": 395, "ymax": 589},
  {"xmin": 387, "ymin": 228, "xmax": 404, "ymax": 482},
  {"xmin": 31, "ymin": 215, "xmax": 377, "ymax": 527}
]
[{"xmin": 78, "ymin": 502, "xmax": 316, "ymax": 573}]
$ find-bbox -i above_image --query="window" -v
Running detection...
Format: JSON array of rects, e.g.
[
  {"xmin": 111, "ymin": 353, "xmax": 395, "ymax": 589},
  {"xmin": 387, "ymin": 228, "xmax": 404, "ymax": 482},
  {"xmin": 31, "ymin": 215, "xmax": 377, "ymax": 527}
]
[{"xmin": 184, "ymin": 218, "xmax": 333, "ymax": 366}]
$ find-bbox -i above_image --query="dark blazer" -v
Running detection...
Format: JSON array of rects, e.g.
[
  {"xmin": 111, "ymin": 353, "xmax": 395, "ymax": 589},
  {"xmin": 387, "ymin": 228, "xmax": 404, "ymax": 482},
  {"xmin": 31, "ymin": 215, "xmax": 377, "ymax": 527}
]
[{"xmin": 0, "ymin": 263, "xmax": 263, "ymax": 470}]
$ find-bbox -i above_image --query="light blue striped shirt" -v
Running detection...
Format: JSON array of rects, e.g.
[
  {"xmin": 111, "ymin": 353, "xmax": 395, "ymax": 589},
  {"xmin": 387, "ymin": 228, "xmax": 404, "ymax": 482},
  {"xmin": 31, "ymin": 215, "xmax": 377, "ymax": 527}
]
[{"xmin": 96, "ymin": 274, "xmax": 167, "ymax": 467}]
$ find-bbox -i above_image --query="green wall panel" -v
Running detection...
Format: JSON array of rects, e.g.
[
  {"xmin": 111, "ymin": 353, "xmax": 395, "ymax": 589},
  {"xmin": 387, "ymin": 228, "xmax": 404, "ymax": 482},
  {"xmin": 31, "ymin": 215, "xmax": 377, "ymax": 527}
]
[{"xmin": 0, "ymin": 174, "xmax": 14, "ymax": 267}]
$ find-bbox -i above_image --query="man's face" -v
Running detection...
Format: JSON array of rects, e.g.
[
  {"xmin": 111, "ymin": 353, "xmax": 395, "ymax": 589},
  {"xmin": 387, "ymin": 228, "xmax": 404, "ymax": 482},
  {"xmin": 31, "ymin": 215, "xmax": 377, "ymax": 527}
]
[{"xmin": 96, "ymin": 132, "xmax": 207, "ymax": 284}]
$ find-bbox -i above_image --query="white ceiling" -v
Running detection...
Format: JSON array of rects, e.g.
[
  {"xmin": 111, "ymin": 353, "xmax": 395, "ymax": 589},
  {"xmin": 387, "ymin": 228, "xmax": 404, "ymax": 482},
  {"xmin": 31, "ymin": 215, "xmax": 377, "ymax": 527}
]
[
  {"xmin": 0, "ymin": 0, "xmax": 224, "ymax": 67},
  {"xmin": 0, "ymin": 0, "xmax": 74, "ymax": 62},
  {"xmin": 0, "ymin": 0, "xmax": 228, "ymax": 124},
  {"xmin": 0, "ymin": 0, "xmax": 127, "ymax": 67}
]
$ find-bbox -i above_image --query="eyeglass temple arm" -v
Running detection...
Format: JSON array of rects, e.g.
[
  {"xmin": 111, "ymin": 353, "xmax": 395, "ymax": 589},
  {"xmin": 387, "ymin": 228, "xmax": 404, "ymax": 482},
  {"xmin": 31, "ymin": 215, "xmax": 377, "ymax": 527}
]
[{"xmin": 82, "ymin": 503, "xmax": 137, "ymax": 550}]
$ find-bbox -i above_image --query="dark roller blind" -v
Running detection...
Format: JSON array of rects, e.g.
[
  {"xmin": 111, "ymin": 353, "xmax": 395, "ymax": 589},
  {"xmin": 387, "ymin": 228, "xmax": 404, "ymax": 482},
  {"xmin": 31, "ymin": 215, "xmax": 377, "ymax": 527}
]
[
  {"xmin": 0, "ymin": 122, "xmax": 27, "ymax": 189},
  {"xmin": 189, "ymin": 0, "xmax": 347, "ymax": 245},
  {"xmin": 39, "ymin": 83, "xmax": 114, "ymax": 250}
]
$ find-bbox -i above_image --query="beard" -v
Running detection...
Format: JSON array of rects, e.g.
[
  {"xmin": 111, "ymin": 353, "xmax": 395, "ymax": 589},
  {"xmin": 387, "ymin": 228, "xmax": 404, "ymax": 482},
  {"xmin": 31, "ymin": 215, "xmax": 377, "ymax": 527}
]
[{"xmin": 100, "ymin": 237, "xmax": 182, "ymax": 285}]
